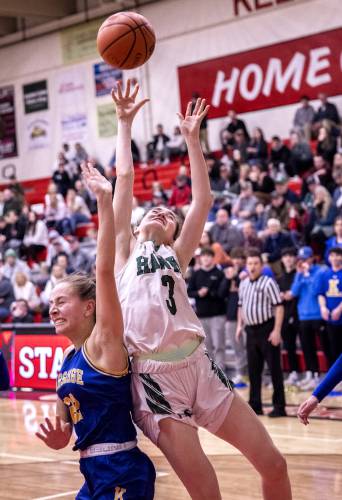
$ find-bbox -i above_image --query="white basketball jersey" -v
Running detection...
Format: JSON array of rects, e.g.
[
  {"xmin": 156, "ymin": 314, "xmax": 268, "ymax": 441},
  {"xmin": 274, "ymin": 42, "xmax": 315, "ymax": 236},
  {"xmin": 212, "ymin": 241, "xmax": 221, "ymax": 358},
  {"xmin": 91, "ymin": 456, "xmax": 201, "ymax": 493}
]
[{"xmin": 116, "ymin": 240, "xmax": 205, "ymax": 356}]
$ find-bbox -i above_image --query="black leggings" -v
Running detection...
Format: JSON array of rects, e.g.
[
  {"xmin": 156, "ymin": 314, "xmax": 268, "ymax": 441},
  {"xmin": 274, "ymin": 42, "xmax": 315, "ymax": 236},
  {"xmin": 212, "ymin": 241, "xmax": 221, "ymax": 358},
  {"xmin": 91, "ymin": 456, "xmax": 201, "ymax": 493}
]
[{"xmin": 299, "ymin": 320, "xmax": 332, "ymax": 373}]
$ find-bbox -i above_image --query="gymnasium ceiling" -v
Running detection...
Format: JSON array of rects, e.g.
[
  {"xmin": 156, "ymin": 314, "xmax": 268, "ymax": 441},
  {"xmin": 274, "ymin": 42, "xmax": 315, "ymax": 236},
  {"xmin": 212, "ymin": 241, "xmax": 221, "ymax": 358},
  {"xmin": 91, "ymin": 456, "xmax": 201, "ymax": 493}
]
[{"xmin": 0, "ymin": 0, "xmax": 165, "ymax": 46}]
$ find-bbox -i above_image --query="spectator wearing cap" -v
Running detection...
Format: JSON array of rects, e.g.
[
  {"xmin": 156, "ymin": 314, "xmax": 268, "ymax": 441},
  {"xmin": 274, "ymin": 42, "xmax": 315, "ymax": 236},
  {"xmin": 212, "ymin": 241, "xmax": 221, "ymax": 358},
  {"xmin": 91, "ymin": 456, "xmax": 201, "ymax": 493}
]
[
  {"xmin": 290, "ymin": 246, "xmax": 327, "ymax": 390},
  {"xmin": 269, "ymin": 136, "xmax": 291, "ymax": 176},
  {"xmin": 292, "ymin": 95, "xmax": 315, "ymax": 142},
  {"xmin": 262, "ymin": 219, "xmax": 294, "ymax": 278},
  {"xmin": 231, "ymin": 181, "xmax": 257, "ymax": 226},
  {"xmin": 265, "ymin": 192, "xmax": 291, "ymax": 229},
  {"xmin": 187, "ymin": 247, "xmax": 226, "ymax": 370},
  {"xmin": 315, "ymin": 247, "xmax": 342, "ymax": 363},
  {"xmin": 277, "ymin": 247, "xmax": 300, "ymax": 385},
  {"xmin": 274, "ymin": 174, "xmax": 299, "ymax": 204},
  {"xmin": 168, "ymin": 175, "xmax": 192, "ymax": 216},
  {"xmin": 324, "ymin": 216, "xmax": 342, "ymax": 263},
  {"xmin": 3, "ymin": 249, "xmax": 31, "ymax": 285},
  {"xmin": 0, "ymin": 265, "xmax": 15, "ymax": 320},
  {"xmin": 209, "ymin": 209, "xmax": 244, "ymax": 254}
]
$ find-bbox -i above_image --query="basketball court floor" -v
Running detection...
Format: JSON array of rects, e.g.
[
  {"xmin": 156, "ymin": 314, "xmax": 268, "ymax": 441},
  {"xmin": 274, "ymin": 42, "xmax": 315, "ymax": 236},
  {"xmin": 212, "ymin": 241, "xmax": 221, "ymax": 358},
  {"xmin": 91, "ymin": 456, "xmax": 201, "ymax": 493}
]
[{"xmin": 1, "ymin": 386, "xmax": 341, "ymax": 500}]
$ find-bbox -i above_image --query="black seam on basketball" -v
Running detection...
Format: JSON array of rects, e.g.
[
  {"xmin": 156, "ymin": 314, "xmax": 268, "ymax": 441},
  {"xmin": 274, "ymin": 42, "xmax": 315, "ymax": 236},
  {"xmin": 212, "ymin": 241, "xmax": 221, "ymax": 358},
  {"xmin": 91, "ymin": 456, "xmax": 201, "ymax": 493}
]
[
  {"xmin": 120, "ymin": 26, "xmax": 137, "ymax": 68},
  {"xmin": 136, "ymin": 24, "xmax": 148, "ymax": 63},
  {"xmin": 101, "ymin": 28, "xmax": 133, "ymax": 56},
  {"xmin": 99, "ymin": 21, "xmax": 139, "ymax": 32}
]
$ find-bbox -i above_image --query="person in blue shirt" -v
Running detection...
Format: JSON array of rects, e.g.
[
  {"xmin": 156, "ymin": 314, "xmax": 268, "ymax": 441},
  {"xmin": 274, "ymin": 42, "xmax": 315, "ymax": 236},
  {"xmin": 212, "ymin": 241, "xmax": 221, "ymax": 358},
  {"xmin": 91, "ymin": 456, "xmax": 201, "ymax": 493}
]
[
  {"xmin": 324, "ymin": 216, "xmax": 342, "ymax": 264},
  {"xmin": 0, "ymin": 350, "xmax": 10, "ymax": 391},
  {"xmin": 316, "ymin": 247, "xmax": 342, "ymax": 363},
  {"xmin": 297, "ymin": 354, "xmax": 342, "ymax": 425},
  {"xmin": 290, "ymin": 246, "xmax": 327, "ymax": 390},
  {"xmin": 36, "ymin": 163, "xmax": 155, "ymax": 500}
]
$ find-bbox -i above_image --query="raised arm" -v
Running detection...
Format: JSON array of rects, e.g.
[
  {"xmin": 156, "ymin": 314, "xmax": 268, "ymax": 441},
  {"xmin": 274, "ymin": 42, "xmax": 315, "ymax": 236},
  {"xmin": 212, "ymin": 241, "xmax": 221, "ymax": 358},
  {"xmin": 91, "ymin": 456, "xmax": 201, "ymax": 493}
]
[
  {"xmin": 174, "ymin": 99, "xmax": 212, "ymax": 272},
  {"xmin": 111, "ymin": 79, "xmax": 149, "ymax": 272},
  {"xmin": 82, "ymin": 163, "xmax": 127, "ymax": 374}
]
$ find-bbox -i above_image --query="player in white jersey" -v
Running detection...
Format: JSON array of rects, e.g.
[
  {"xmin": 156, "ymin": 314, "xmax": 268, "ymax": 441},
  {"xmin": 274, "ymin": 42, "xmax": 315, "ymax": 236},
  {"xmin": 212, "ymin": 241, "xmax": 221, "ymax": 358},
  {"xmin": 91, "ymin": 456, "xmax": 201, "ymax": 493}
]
[{"xmin": 112, "ymin": 79, "xmax": 292, "ymax": 500}]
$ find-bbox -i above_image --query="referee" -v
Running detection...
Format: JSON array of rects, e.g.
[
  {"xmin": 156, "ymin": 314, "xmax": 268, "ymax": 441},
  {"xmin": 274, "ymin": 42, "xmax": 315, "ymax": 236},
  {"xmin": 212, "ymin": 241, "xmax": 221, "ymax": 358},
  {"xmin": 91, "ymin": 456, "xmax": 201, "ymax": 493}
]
[{"xmin": 237, "ymin": 249, "xmax": 286, "ymax": 417}]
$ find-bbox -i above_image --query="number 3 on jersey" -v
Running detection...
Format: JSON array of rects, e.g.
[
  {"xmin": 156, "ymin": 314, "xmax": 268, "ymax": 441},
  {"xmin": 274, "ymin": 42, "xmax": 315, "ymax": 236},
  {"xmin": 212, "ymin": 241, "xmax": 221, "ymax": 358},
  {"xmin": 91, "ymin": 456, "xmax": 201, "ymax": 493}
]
[{"xmin": 161, "ymin": 275, "xmax": 177, "ymax": 315}]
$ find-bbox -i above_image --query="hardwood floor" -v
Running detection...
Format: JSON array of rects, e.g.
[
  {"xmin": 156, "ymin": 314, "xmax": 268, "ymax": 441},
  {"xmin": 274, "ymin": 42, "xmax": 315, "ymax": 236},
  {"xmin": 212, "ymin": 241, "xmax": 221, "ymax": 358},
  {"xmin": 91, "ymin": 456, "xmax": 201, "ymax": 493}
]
[{"xmin": 0, "ymin": 388, "xmax": 341, "ymax": 499}]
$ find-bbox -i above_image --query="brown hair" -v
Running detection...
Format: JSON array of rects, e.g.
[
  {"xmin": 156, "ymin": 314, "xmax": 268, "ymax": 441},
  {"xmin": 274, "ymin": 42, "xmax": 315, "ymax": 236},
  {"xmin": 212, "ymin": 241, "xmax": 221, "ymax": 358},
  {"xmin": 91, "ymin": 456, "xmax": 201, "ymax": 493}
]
[
  {"xmin": 58, "ymin": 272, "xmax": 96, "ymax": 303},
  {"xmin": 246, "ymin": 248, "xmax": 262, "ymax": 261}
]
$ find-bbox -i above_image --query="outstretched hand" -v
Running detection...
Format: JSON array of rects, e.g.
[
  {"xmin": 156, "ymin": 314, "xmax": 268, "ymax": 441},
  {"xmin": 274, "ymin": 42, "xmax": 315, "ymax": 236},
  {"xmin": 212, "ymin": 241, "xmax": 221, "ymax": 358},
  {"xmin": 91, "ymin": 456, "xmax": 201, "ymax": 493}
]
[
  {"xmin": 36, "ymin": 416, "xmax": 72, "ymax": 450},
  {"xmin": 81, "ymin": 162, "xmax": 112, "ymax": 198},
  {"xmin": 297, "ymin": 395, "xmax": 319, "ymax": 425},
  {"xmin": 177, "ymin": 98, "xmax": 210, "ymax": 139},
  {"xmin": 111, "ymin": 79, "xmax": 149, "ymax": 124}
]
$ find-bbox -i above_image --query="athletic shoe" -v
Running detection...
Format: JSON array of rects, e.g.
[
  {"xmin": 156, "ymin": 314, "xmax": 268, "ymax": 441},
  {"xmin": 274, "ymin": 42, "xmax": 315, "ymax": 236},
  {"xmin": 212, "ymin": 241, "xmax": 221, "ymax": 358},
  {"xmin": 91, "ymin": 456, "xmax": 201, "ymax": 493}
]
[
  {"xmin": 268, "ymin": 408, "xmax": 287, "ymax": 418},
  {"xmin": 284, "ymin": 371, "xmax": 299, "ymax": 386},
  {"xmin": 300, "ymin": 373, "xmax": 320, "ymax": 391},
  {"xmin": 297, "ymin": 371, "xmax": 313, "ymax": 388},
  {"xmin": 231, "ymin": 374, "xmax": 246, "ymax": 386}
]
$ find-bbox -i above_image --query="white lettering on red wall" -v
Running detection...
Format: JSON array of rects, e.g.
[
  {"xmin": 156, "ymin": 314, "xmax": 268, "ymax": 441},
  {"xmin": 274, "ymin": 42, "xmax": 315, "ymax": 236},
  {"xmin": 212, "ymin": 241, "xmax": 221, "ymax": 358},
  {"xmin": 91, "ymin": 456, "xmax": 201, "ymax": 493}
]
[
  {"xmin": 15, "ymin": 334, "xmax": 71, "ymax": 390},
  {"xmin": 178, "ymin": 28, "xmax": 342, "ymax": 117}
]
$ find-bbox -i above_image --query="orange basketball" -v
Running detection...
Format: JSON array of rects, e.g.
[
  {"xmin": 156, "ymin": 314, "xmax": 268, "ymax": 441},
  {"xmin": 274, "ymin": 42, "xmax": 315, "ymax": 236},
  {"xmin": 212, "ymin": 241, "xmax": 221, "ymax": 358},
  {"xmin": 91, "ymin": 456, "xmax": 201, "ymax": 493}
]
[{"xmin": 97, "ymin": 11, "xmax": 156, "ymax": 70}]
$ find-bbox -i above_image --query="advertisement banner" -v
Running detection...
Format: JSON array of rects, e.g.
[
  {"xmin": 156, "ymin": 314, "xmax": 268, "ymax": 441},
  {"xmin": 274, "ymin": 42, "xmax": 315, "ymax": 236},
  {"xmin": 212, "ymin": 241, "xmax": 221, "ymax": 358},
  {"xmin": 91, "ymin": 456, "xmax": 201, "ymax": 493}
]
[
  {"xmin": 0, "ymin": 85, "xmax": 18, "ymax": 159},
  {"xmin": 178, "ymin": 28, "xmax": 342, "ymax": 117},
  {"xmin": 23, "ymin": 80, "xmax": 48, "ymax": 114},
  {"xmin": 56, "ymin": 68, "xmax": 88, "ymax": 143},
  {"xmin": 60, "ymin": 17, "xmax": 105, "ymax": 65},
  {"xmin": 97, "ymin": 103, "xmax": 117, "ymax": 138},
  {"xmin": 94, "ymin": 62, "xmax": 122, "ymax": 97},
  {"xmin": 24, "ymin": 115, "xmax": 51, "ymax": 150},
  {"xmin": 14, "ymin": 334, "xmax": 71, "ymax": 390}
]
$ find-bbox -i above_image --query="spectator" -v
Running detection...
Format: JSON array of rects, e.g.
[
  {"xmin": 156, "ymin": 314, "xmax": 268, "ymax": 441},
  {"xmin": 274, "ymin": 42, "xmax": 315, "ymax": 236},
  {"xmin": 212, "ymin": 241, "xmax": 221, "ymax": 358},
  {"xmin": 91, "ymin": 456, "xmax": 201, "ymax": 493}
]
[
  {"xmin": 221, "ymin": 110, "xmax": 250, "ymax": 150},
  {"xmin": 166, "ymin": 126, "xmax": 187, "ymax": 159},
  {"xmin": 211, "ymin": 164, "xmax": 232, "ymax": 192},
  {"xmin": 274, "ymin": 173, "xmax": 300, "ymax": 203},
  {"xmin": 44, "ymin": 182, "xmax": 67, "ymax": 230},
  {"xmin": 79, "ymin": 226, "xmax": 97, "ymax": 261},
  {"xmin": 248, "ymin": 163, "xmax": 275, "ymax": 195},
  {"xmin": 288, "ymin": 131, "xmax": 313, "ymax": 175},
  {"xmin": 22, "ymin": 210, "xmax": 49, "ymax": 262},
  {"xmin": 218, "ymin": 247, "xmax": 248, "ymax": 384},
  {"xmin": 10, "ymin": 299, "xmax": 33, "ymax": 324},
  {"xmin": 0, "ymin": 266, "xmax": 15, "ymax": 320},
  {"xmin": 332, "ymin": 168, "xmax": 342, "ymax": 216},
  {"xmin": 13, "ymin": 271, "xmax": 40, "ymax": 311},
  {"xmin": 168, "ymin": 175, "xmax": 192, "ymax": 215},
  {"xmin": 324, "ymin": 216, "xmax": 342, "ymax": 262},
  {"xmin": 74, "ymin": 179, "xmax": 97, "ymax": 214},
  {"xmin": 3, "ymin": 249, "xmax": 31, "ymax": 284},
  {"xmin": 53, "ymin": 253, "xmax": 73, "ymax": 275},
  {"xmin": 241, "ymin": 221, "xmax": 262, "ymax": 251},
  {"xmin": 109, "ymin": 139, "xmax": 140, "ymax": 166},
  {"xmin": 146, "ymin": 124, "xmax": 170, "ymax": 165},
  {"xmin": 237, "ymin": 249, "xmax": 286, "ymax": 417},
  {"xmin": 52, "ymin": 161, "xmax": 71, "ymax": 197},
  {"xmin": 231, "ymin": 181, "xmax": 257, "ymax": 225},
  {"xmin": 67, "ymin": 236, "xmax": 93, "ymax": 274},
  {"xmin": 265, "ymin": 192, "xmax": 291, "ymax": 229},
  {"xmin": 247, "ymin": 127, "xmax": 268, "ymax": 162},
  {"xmin": 232, "ymin": 130, "xmax": 248, "ymax": 163},
  {"xmin": 262, "ymin": 219, "xmax": 294, "ymax": 276},
  {"xmin": 40, "ymin": 264, "xmax": 66, "ymax": 316},
  {"xmin": 313, "ymin": 93, "xmax": 340, "ymax": 132},
  {"xmin": 187, "ymin": 247, "xmax": 226, "ymax": 369},
  {"xmin": 316, "ymin": 126, "xmax": 337, "ymax": 165},
  {"xmin": 277, "ymin": 248, "xmax": 300, "ymax": 385},
  {"xmin": 269, "ymin": 136, "xmax": 291, "ymax": 176},
  {"xmin": 254, "ymin": 202, "xmax": 267, "ymax": 233},
  {"xmin": 290, "ymin": 246, "xmax": 327, "ymax": 389},
  {"xmin": 3, "ymin": 188, "xmax": 23, "ymax": 216},
  {"xmin": 3, "ymin": 209, "xmax": 27, "ymax": 252},
  {"xmin": 292, "ymin": 95, "xmax": 315, "ymax": 141},
  {"xmin": 74, "ymin": 142, "xmax": 88, "ymax": 166},
  {"xmin": 198, "ymin": 230, "xmax": 231, "ymax": 266},
  {"xmin": 316, "ymin": 247, "xmax": 342, "ymax": 363},
  {"xmin": 63, "ymin": 188, "xmax": 91, "ymax": 235},
  {"xmin": 0, "ymin": 191, "xmax": 4, "ymax": 217},
  {"xmin": 104, "ymin": 166, "xmax": 117, "ymax": 195},
  {"xmin": 307, "ymin": 186, "xmax": 336, "ymax": 255},
  {"xmin": 229, "ymin": 163, "xmax": 250, "ymax": 195},
  {"xmin": 209, "ymin": 208, "xmax": 244, "ymax": 253},
  {"xmin": 46, "ymin": 230, "xmax": 71, "ymax": 267}
]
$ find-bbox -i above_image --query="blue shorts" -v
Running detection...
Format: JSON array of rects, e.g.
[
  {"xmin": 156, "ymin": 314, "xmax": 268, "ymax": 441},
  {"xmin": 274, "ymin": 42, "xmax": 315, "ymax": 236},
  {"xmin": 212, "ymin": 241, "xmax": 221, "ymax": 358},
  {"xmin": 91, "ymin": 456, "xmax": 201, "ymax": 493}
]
[{"xmin": 76, "ymin": 447, "xmax": 155, "ymax": 499}]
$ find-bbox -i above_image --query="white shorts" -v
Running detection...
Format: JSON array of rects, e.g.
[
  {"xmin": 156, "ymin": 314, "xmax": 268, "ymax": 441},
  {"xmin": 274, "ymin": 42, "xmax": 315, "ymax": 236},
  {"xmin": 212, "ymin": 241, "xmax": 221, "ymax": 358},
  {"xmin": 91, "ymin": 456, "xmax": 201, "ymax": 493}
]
[{"xmin": 131, "ymin": 343, "xmax": 235, "ymax": 446}]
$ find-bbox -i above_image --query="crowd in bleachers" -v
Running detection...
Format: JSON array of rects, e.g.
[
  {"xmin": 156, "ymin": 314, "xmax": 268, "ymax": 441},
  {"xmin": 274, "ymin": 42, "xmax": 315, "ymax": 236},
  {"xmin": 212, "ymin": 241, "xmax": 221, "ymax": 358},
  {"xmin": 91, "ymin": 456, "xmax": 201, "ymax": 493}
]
[{"xmin": 0, "ymin": 91, "xmax": 341, "ymax": 390}]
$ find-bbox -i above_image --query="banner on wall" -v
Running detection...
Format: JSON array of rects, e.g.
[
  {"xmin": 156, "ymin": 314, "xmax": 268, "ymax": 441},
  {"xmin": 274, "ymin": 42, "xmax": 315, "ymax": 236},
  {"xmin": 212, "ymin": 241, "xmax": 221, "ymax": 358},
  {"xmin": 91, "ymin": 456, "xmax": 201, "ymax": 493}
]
[
  {"xmin": 94, "ymin": 62, "xmax": 122, "ymax": 97},
  {"xmin": 24, "ymin": 116, "xmax": 51, "ymax": 150},
  {"xmin": 178, "ymin": 28, "xmax": 342, "ymax": 117},
  {"xmin": 97, "ymin": 103, "xmax": 117, "ymax": 138},
  {"xmin": 0, "ymin": 85, "xmax": 17, "ymax": 159},
  {"xmin": 14, "ymin": 333, "xmax": 71, "ymax": 390},
  {"xmin": 60, "ymin": 17, "xmax": 105, "ymax": 64},
  {"xmin": 23, "ymin": 80, "xmax": 48, "ymax": 114},
  {"xmin": 56, "ymin": 68, "xmax": 88, "ymax": 143}
]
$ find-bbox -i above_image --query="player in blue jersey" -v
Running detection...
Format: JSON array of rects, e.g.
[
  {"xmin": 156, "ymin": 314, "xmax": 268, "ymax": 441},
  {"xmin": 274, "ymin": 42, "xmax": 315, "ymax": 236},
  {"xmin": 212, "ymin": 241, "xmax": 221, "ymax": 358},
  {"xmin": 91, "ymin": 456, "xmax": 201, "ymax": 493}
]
[
  {"xmin": 36, "ymin": 163, "xmax": 155, "ymax": 499},
  {"xmin": 297, "ymin": 354, "xmax": 342, "ymax": 425}
]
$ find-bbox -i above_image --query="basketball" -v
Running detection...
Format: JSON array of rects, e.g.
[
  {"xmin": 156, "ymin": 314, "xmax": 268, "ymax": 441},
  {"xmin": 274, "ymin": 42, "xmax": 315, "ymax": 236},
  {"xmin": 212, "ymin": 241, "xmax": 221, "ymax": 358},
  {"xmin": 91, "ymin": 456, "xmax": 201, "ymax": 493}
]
[{"xmin": 97, "ymin": 11, "xmax": 156, "ymax": 70}]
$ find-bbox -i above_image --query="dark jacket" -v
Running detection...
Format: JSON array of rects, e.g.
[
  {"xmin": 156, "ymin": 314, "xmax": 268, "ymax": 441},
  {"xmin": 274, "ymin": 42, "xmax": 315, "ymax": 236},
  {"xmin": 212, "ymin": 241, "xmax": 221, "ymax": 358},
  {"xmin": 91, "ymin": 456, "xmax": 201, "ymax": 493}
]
[{"xmin": 187, "ymin": 267, "xmax": 226, "ymax": 317}]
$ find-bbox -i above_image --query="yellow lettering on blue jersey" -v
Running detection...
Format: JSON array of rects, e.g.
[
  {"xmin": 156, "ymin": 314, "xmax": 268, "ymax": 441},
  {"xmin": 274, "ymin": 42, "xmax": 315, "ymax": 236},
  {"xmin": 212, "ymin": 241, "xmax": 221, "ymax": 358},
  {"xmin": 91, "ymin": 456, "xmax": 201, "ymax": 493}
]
[
  {"xmin": 114, "ymin": 486, "xmax": 127, "ymax": 499},
  {"xmin": 327, "ymin": 278, "xmax": 342, "ymax": 297},
  {"xmin": 57, "ymin": 369, "xmax": 84, "ymax": 389}
]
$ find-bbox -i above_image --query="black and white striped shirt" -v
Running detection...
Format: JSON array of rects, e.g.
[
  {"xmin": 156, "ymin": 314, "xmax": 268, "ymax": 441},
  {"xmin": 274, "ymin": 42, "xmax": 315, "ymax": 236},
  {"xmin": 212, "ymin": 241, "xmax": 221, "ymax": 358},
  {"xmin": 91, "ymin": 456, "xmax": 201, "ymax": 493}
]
[{"xmin": 238, "ymin": 275, "xmax": 282, "ymax": 326}]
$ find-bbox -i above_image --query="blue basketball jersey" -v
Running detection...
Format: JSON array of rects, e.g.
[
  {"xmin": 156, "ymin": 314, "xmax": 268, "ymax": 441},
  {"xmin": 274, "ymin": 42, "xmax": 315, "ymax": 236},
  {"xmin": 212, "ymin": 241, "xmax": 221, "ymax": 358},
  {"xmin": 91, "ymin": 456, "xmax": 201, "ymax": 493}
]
[{"xmin": 56, "ymin": 342, "xmax": 136, "ymax": 451}]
